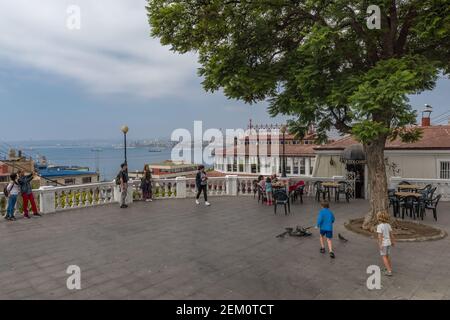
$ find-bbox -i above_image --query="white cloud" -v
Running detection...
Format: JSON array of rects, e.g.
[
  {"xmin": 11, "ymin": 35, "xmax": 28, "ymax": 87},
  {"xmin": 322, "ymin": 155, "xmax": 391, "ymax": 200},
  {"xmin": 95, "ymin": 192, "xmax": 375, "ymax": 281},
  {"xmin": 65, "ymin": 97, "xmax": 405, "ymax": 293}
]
[{"xmin": 0, "ymin": 0, "xmax": 199, "ymax": 98}]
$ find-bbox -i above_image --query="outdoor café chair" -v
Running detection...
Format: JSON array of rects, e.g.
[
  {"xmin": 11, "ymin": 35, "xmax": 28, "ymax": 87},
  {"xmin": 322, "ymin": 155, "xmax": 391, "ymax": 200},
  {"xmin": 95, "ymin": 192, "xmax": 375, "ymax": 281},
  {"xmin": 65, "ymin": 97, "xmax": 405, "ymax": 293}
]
[
  {"xmin": 425, "ymin": 194, "xmax": 441, "ymax": 221},
  {"xmin": 388, "ymin": 189, "xmax": 400, "ymax": 217},
  {"xmin": 336, "ymin": 181, "xmax": 351, "ymax": 202},
  {"xmin": 273, "ymin": 190, "xmax": 290, "ymax": 215},
  {"xmin": 399, "ymin": 195, "xmax": 418, "ymax": 219},
  {"xmin": 290, "ymin": 185, "xmax": 305, "ymax": 204},
  {"xmin": 314, "ymin": 181, "xmax": 327, "ymax": 202},
  {"xmin": 257, "ymin": 185, "xmax": 267, "ymax": 204}
]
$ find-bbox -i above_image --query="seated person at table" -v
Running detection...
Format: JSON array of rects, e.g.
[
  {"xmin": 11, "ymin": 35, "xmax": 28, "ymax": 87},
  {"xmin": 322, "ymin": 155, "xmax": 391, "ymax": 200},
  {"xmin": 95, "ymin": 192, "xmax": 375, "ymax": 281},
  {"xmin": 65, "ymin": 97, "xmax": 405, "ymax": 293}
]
[
  {"xmin": 265, "ymin": 177, "xmax": 273, "ymax": 205},
  {"xmin": 258, "ymin": 176, "xmax": 266, "ymax": 190}
]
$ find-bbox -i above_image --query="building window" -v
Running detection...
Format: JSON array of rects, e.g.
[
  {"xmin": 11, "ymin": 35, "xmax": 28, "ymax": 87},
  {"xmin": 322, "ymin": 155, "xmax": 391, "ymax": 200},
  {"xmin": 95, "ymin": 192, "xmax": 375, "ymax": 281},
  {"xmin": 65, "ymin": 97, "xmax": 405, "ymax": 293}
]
[
  {"xmin": 82, "ymin": 177, "xmax": 92, "ymax": 184},
  {"xmin": 439, "ymin": 160, "xmax": 450, "ymax": 179},
  {"xmin": 299, "ymin": 158, "xmax": 306, "ymax": 175},
  {"xmin": 310, "ymin": 158, "xmax": 315, "ymax": 175},
  {"xmin": 0, "ymin": 176, "xmax": 8, "ymax": 183},
  {"xmin": 64, "ymin": 178, "xmax": 76, "ymax": 185},
  {"xmin": 293, "ymin": 159, "xmax": 299, "ymax": 175}
]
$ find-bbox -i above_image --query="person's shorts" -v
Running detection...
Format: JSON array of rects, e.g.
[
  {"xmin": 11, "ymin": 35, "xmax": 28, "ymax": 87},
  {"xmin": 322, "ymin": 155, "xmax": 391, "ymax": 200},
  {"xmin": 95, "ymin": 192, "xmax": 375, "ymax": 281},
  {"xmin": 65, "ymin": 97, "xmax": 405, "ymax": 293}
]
[
  {"xmin": 320, "ymin": 230, "xmax": 333, "ymax": 239},
  {"xmin": 380, "ymin": 246, "xmax": 391, "ymax": 256}
]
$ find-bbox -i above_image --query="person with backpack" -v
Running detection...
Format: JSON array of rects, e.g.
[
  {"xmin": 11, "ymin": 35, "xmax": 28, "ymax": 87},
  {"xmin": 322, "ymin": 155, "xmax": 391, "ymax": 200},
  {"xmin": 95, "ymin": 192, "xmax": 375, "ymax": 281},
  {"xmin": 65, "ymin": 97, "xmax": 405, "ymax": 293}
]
[
  {"xmin": 4, "ymin": 173, "xmax": 20, "ymax": 221},
  {"xmin": 195, "ymin": 165, "xmax": 210, "ymax": 206},
  {"xmin": 18, "ymin": 169, "xmax": 41, "ymax": 219},
  {"xmin": 140, "ymin": 164, "xmax": 153, "ymax": 202},
  {"xmin": 117, "ymin": 163, "xmax": 129, "ymax": 208}
]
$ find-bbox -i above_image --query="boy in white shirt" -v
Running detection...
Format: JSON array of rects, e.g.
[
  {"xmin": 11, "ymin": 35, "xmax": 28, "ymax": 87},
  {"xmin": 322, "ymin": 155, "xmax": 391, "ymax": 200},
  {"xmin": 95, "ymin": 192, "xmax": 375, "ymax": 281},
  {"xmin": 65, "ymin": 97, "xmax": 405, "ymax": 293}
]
[{"xmin": 376, "ymin": 211, "xmax": 396, "ymax": 276}]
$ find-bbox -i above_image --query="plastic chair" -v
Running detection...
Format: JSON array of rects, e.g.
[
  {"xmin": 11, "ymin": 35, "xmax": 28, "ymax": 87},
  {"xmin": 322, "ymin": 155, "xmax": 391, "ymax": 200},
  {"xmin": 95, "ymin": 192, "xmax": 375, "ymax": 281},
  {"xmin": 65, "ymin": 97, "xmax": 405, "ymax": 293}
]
[{"xmin": 273, "ymin": 190, "xmax": 290, "ymax": 215}]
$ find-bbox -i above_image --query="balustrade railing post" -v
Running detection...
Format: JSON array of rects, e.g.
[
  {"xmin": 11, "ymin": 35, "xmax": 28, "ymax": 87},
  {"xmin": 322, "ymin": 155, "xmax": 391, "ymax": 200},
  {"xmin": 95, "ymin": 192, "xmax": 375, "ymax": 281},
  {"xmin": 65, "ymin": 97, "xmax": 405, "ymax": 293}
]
[
  {"xmin": 176, "ymin": 177, "xmax": 187, "ymax": 198},
  {"xmin": 39, "ymin": 186, "xmax": 56, "ymax": 214},
  {"xmin": 226, "ymin": 175, "xmax": 238, "ymax": 196}
]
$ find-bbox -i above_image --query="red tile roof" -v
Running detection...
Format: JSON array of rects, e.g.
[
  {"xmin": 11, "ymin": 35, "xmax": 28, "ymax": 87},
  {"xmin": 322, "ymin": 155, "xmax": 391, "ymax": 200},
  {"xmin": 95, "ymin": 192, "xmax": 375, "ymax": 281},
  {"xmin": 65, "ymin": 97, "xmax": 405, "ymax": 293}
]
[{"xmin": 315, "ymin": 125, "xmax": 450, "ymax": 151}]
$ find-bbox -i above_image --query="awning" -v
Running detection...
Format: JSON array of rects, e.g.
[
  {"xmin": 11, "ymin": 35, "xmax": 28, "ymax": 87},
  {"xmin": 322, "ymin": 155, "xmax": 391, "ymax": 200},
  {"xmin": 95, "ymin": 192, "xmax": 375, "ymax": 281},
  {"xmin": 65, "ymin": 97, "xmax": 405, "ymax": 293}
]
[{"xmin": 341, "ymin": 144, "xmax": 366, "ymax": 164}]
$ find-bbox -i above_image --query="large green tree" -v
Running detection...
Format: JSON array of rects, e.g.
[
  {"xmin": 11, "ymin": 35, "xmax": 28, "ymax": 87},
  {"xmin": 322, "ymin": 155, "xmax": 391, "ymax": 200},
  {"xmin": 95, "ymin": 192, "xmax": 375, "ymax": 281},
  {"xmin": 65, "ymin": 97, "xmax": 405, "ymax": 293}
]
[{"xmin": 147, "ymin": 0, "xmax": 450, "ymax": 229}]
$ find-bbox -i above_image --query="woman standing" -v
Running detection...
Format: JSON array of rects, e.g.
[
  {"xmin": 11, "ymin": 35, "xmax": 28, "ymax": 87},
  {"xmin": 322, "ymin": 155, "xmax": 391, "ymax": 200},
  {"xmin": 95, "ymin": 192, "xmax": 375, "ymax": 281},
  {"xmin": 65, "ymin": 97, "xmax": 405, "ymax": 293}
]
[
  {"xmin": 5, "ymin": 173, "xmax": 20, "ymax": 221},
  {"xmin": 141, "ymin": 164, "xmax": 153, "ymax": 202}
]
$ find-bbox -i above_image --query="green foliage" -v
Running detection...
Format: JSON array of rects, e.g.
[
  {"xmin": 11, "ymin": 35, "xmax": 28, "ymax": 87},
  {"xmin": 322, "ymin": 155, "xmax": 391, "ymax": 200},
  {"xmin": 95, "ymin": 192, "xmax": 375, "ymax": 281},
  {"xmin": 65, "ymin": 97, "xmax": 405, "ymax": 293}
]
[{"xmin": 148, "ymin": 0, "xmax": 449, "ymax": 144}]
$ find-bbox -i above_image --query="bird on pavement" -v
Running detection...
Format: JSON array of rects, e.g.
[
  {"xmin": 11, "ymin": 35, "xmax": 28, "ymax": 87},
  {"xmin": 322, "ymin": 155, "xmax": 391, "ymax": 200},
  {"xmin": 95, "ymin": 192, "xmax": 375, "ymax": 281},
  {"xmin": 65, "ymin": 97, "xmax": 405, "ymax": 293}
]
[{"xmin": 338, "ymin": 233, "xmax": 349, "ymax": 242}]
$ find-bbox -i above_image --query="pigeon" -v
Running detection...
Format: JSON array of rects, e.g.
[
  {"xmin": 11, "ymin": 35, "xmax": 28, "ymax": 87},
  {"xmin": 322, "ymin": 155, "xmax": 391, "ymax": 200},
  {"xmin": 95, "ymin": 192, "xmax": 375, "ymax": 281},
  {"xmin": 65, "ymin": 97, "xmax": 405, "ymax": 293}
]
[{"xmin": 338, "ymin": 233, "xmax": 349, "ymax": 242}]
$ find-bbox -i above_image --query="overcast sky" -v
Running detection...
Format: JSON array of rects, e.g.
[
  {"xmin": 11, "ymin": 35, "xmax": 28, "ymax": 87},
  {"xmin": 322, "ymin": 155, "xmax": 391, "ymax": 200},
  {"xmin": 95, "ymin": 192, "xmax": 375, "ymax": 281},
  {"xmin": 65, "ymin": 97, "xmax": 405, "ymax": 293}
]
[{"xmin": 0, "ymin": 0, "xmax": 449, "ymax": 142}]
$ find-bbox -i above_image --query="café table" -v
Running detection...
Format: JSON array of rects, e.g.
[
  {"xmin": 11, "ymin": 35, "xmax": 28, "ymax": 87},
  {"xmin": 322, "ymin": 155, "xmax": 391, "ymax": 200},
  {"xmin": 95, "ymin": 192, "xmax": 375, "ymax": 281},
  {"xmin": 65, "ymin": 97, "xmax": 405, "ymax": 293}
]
[
  {"xmin": 397, "ymin": 184, "xmax": 421, "ymax": 192},
  {"xmin": 393, "ymin": 191, "xmax": 423, "ymax": 218},
  {"xmin": 321, "ymin": 182, "xmax": 340, "ymax": 201}
]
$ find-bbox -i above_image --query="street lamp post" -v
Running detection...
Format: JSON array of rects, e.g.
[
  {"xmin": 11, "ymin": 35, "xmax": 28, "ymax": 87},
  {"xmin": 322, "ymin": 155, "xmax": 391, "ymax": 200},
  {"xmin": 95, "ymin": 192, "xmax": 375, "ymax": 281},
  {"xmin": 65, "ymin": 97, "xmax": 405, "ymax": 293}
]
[
  {"xmin": 121, "ymin": 125, "xmax": 129, "ymax": 164},
  {"xmin": 281, "ymin": 125, "xmax": 287, "ymax": 178}
]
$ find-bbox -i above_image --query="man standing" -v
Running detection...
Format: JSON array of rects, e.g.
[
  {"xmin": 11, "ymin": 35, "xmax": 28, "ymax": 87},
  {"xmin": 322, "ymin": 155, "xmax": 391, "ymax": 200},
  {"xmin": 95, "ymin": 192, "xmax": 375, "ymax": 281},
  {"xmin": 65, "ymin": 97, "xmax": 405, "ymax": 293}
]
[
  {"xmin": 18, "ymin": 169, "xmax": 41, "ymax": 218},
  {"xmin": 195, "ymin": 165, "xmax": 210, "ymax": 206},
  {"xmin": 119, "ymin": 163, "xmax": 129, "ymax": 209}
]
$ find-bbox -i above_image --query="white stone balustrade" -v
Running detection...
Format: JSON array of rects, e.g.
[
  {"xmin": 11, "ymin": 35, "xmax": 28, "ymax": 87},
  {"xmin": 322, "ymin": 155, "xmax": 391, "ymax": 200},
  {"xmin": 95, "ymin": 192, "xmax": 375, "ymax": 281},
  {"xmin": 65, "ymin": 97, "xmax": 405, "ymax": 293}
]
[{"xmin": 1, "ymin": 175, "xmax": 449, "ymax": 218}]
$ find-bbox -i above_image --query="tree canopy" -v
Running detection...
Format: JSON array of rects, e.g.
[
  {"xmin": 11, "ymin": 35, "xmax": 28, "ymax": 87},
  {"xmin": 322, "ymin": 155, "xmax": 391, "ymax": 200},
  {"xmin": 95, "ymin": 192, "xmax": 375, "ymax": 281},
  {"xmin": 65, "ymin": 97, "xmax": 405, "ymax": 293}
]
[{"xmin": 147, "ymin": 0, "xmax": 449, "ymax": 143}]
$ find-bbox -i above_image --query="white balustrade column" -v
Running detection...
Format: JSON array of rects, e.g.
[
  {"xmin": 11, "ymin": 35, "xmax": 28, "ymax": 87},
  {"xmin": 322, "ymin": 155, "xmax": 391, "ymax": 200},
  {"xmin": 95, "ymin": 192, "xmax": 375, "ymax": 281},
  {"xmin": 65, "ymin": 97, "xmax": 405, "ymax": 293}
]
[
  {"xmin": 225, "ymin": 175, "xmax": 238, "ymax": 196},
  {"xmin": 39, "ymin": 187, "xmax": 56, "ymax": 214},
  {"xmin": 176, "ymin": 177, "xmax": 187, "ymax": 198}
]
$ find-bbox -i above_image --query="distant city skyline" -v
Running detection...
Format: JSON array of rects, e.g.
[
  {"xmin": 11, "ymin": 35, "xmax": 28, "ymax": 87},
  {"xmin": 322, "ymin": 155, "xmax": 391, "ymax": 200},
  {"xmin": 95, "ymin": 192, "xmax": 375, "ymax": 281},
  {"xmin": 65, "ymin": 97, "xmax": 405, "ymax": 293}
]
[{"xmin": 1, "ymin": 0, "xmax": 449, "ymax": 142}]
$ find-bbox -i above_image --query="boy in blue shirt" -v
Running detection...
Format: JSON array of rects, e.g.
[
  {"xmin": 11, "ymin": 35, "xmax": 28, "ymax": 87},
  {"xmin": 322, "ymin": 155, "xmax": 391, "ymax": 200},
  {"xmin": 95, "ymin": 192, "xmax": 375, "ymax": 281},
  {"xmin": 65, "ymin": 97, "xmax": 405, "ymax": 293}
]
[{"xmin": 316, "ymin": 201, "xmax": 336, "ymax": 258}]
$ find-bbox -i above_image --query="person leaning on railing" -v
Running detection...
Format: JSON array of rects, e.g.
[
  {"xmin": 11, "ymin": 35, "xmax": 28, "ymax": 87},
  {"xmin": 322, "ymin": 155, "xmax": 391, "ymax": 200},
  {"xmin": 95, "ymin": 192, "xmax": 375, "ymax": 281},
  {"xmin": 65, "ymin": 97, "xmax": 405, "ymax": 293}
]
[{"xmin": 18, "ymin": 169, "xmax": 41, "ymax": 218}]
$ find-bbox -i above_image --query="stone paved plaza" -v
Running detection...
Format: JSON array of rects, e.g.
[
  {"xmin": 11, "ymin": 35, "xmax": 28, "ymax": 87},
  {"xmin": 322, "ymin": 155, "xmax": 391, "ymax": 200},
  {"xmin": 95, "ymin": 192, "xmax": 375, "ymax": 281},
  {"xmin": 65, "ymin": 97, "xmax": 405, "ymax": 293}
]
[{"xmin": 1, "ymin": 196, "xmax": 449, "ymax": 300}]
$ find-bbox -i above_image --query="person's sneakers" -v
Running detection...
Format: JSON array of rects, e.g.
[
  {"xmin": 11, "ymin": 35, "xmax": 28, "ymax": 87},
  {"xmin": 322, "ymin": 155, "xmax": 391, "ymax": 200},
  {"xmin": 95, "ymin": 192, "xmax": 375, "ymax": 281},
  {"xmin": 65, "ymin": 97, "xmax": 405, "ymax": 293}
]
[
  {"xmin": 24, "ymin": 214, "xmax": 31, "ymax": 219},
  {"xmin": 320, "ymin": 247, "xmax": 326, "ymax": 254},
  {"xmin": 205, "ymin": 202, "xmax": 211, "ymax": 206},
  {"xmin": 146, "ymin": 199, "xmax": 152, "ymax": 202},
  {"xmin": 195, "ymin": 199, "xmax": 200, "ymax": 205},
  {"xmin": 33, "ymin": 213, "xmax": 42, "ymax": 217},
  {"xmin": 330, "ymin": 252, "xmax": 335, "ymax": 259},
  {"xmin": 10, "ymin": 216, "xmax": 17, "ymax": 221},
  {"xmin": 120, "ymin": 205, "xmax": 127, "ymax": 209},
  {"xmin": 384, "ymin": 270, "xmax": 393, "ymax": 276},
  {"xmin": 4, "ymin": 216, "xmax": 10, "ymax": 221}
]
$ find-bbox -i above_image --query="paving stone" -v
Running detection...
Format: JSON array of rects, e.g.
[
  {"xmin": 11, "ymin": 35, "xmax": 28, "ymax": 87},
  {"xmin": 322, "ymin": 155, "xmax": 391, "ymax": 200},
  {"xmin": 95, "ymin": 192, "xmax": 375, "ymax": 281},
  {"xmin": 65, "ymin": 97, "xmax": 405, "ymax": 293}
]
[{"xmin": 0, "ymin": 197, "xmax": 449, "ymax": 299}]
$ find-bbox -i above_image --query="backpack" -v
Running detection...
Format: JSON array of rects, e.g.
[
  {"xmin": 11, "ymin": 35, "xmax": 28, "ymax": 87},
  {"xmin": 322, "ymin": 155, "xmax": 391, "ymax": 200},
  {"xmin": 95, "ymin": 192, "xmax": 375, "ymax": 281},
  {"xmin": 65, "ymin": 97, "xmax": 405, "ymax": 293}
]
[
  {"xmin": 3, "ymin": 183, "xmax": 13, "ymax": 197},
  {"xmin": 115, "ymin": 172, "xmax": 122, "ymax": 185}
]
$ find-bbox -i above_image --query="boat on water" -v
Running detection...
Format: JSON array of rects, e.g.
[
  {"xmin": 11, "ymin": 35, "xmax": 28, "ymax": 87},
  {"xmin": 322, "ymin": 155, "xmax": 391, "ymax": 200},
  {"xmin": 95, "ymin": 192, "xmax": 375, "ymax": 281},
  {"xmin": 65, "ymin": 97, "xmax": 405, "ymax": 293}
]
[{"xmin": 148, "ymin": 148, "xmax": 163, "ymax": 152}]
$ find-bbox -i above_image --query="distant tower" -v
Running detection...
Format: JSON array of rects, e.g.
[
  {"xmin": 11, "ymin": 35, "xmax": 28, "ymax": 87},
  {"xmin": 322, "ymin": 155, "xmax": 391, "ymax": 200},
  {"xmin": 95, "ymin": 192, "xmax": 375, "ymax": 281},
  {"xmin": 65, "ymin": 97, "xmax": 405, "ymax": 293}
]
[{"xmin": 8, "ymin": 149, "xmax": 16, "ymax": 159}]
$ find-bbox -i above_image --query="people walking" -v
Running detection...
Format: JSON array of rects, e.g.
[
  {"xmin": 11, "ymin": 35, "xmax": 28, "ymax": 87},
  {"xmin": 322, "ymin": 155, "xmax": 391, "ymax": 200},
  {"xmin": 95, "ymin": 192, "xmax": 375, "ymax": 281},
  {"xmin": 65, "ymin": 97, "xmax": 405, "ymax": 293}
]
[
  {"xmin": 195, "ymin": 165, "xmax": 210, "ymax": 206},
  {"xmin": 18, "ymin": 170, "xmax": 41, "ymax": 218},
  {"xmin": 141, "ymin": 164, "xmax": 153, "ymax": 202},
  {"xmin": 118, "ymin": 163, "xmax": 129, "ymax": 209},
  {"xmin": 316, "ymin": 201, "xmax": 335, "ymax": 258},
  {"xmin": 5, "ymin": 173, "xmax": 20, "ymax": 221},
  {"xmin": 376, "ymin": 211, "xmax": 395, "ymax": 276}
]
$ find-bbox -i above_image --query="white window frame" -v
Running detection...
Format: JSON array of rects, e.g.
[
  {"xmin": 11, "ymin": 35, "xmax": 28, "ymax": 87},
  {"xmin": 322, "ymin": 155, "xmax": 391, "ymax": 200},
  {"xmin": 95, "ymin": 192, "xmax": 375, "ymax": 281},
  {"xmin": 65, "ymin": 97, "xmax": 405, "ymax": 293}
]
[{"xmin": 437, "ymin": 158, "xmax": 450, "ymax": 179}]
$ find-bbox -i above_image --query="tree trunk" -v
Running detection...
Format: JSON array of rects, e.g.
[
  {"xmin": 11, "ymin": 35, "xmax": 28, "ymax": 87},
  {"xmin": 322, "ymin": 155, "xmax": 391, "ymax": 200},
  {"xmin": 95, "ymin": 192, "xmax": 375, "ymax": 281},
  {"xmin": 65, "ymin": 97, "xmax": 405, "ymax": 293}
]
[{"xmin": 362, "ymin": 135, "xmax": 389, "ymax": 231}]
